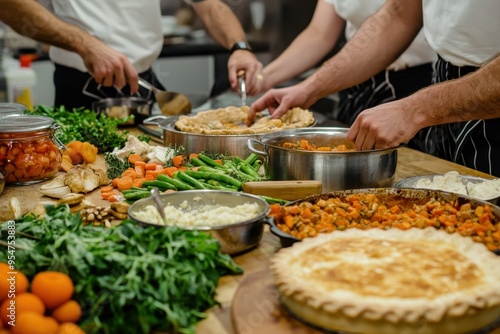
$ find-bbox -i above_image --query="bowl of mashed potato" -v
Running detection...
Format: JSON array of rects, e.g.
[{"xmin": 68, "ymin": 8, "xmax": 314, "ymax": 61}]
[
  {"xmin": 395, "ymin": 171, "xmax": 500, "ymax": 204},
  {"xmin": 128, "ymin": 190, "xmax": 270, "ymax": 254}
]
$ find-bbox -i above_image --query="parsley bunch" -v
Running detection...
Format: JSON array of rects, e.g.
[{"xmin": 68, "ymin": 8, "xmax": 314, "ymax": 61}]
[{"xmin": 30, "ymin": 105, "xmax": 130, "ymax": 152}]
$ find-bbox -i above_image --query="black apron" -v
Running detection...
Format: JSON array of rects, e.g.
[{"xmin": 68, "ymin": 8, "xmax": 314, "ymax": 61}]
[
  {"xmin": 53, "ymin": 64, "xmax": 165, "ymax": 110},
  {"xmin": 411, "ymin": 55, "xmax": 500, "ymax": 177}
]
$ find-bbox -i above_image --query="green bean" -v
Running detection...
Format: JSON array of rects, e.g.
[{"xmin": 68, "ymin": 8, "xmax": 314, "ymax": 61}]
[
  {"xmin": 123, "ymin": 191, "xmax": 152, "ymax": 201},
  {"xmin": 259, "ymin": 195, "xmax": 289, "ymax": 205},
  {"xmin": 198, "ymin": 166, "xmax": 226, "ymax": 174},
  {"xmin": 176, "ymin": 171, "xmax": 208, "ymax": 189},
  {"xmin": 121, "ymin": 189, "xmax": 149, "ymax": 195},
  {"xmin": 244, "ymin": 153, "xmax": 259, "ymax": 166},
  {"xmin": 156, "ymin": 174, "xmax": 194, "ymax": 190},
  {"xmin": 141, "ymin": 180, "xmax": 177, "ymax": 191},
  {"xmin": 189, "ymin": 157, "xmax": 208, "ymax": 167},
  {"xmin": 184, "ymin": 170, "xmax": 242, "ymax": 189},
  {"xmin": 198, "ymin": 153, "xmax": 228, "ymax": 169}
]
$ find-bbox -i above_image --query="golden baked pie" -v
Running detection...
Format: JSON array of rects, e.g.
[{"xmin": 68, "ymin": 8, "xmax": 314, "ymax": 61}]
[
  {"xmin": 174, "ymin": 106, "xmax": 315, "ymax": 135},
  {"xmin": 270, "ymin": 228, "xmax": 500, "ymax": 334}
]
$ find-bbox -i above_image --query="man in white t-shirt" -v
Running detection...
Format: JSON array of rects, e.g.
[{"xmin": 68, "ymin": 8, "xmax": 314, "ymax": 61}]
[
  {"xmin": 250, "ymin": 0, "xmax": 500, "ymax": 176},
  {"xmin": 1, "ymin": 0, "xmax": 262, "ymax": 109},
  {"xmin": 255, "ymin": 0, "xmax": 436, "ymax": 125}
]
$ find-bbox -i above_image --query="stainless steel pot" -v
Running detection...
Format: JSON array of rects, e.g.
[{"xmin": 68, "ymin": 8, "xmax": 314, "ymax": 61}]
[
  {"xmin": 92, "ymin": 97, "xmax": 152, "ymax": 126},
  {"xmin": 127, "ymin": 190, "xmax": 269, "ymax": 255},
  {"xmin": 157, "ymin": 115, "xmax": 264, "ymax": 157},
  {"xmin": 247, "ymin": 127, "xmax": 398, "ymax": 192}
]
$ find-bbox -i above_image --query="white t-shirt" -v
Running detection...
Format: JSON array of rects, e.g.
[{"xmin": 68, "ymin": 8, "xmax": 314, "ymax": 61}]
[
  {"xmin": 47, "ymin": 0, "xmax": 164, "ymax": 73},
  {"xmin": 324, "ymin": 0, "xmax": 436, "ymax": 71},
  {"xmin": 423, "ymin": 0, "xmax": 500, "ymax": 67}
]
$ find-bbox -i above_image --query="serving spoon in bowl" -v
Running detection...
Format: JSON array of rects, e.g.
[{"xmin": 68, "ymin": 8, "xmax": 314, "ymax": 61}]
[
  {"xmin": 138, "ymin": 78, "xmax": 192, "ymax": 115},
  {"xmin": 151, "ymin": 187, "xmax": 167, "ymax": 224}
]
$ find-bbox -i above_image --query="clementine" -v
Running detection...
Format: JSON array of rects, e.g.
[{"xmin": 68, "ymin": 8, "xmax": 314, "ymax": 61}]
[
  {"xmin": 30, "ymin": 272, "xmax": 74, "ymax": 309},
  {"xmin": 55, "ymin": 322, "xmax": 86, "ymax": 334},
  {"xmin": 0, "ymin": 293, "xmax": 45, "ymax": 326},
  {"xmin": 51, "ymin": 300, "xmax": 81, "ymax": 323},
  {"xmin": 10, "ymin": 312, "xmax": 56, "ymax": 334},
  {"xmin": 0, "ymin": 269, "xmax": 29, "ymax": 303}
]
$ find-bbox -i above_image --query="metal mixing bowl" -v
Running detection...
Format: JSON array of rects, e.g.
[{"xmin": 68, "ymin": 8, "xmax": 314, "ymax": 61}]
[
  {"xmin": 128, "ymin": 190, "xmax": 270, "ymax": 255},
  {"xmin": 92, "ymin": 97, "xmax": 152, "ymax": 126},
  {"xmin": 395, "ymin": 174, "xmax": 500, "ymax": 205},
  {"xmin": 247, "ymin": 127, "xmax": 399, "ymax": 192}
]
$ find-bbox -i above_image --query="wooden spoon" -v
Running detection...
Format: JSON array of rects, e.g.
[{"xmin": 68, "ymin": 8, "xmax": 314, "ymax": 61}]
[{"xmin": 138, "ymin": 78, "xmax": 191, "ymax": 115}]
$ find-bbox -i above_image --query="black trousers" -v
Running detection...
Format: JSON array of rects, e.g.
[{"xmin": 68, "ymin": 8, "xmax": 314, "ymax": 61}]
[
  {"xmin": 53, "ymin": 64, "xmax": 166, "ymax": 110},
  {"xmin": 411, "ymin": 56, "xmax": 500, "ymax": 176}
]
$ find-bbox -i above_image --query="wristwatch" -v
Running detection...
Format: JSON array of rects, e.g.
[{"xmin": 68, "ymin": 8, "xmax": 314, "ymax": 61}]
[{"xmin": 230, "ymin": 41, "xmax": 253, "ymax": 54}]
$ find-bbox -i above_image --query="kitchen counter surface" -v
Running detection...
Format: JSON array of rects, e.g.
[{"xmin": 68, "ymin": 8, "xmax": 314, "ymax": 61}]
[{"xmin": 0, "ymin": 131, "xmax": 499, "ymax": 333}]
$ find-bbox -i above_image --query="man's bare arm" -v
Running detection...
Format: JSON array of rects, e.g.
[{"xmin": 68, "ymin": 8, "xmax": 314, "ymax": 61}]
[
  {"xmin": 303, "ymin": 0, "xmax": 424, "ymax": 99},
  {"xmin": 0, "ymin": 0, "xmax": 138, "ymax": 90},
  {"xmin": 409, "ymin": 54, "xmax": 500, "ymax": 128}
]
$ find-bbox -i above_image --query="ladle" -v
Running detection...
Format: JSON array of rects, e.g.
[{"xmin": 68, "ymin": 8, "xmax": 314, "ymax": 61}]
[
  {"xmin": 151, "ymin": 187, "xmax": 167, "ymax": 223},
  {"xmin": 138, "ymin": 78, "xmax": 192, "ymax": 115}
]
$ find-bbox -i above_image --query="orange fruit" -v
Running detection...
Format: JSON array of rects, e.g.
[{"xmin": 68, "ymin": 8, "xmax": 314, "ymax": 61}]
[
  {"xmin": 30, "ymin": 272, "xmax": 74, "ymax": 309},
  {"xmin": 55, "ymin": 323, "xmax": 86, "ymax": 334},
  {"xmin": 51, "ymin": 300, "xmax": 81, "ymax": 323},
  {"xmin": 10, "ymin": 312, "xmax": 56, "ymax": 334},
  {"xmin": 0, "ymin": 293, "xmax": 45, "ymax": 326},
  {"xmin": 44, "ymin": 316, "xmax": 59, "ymax": 334},
  {"xmin": 0, "ymin": 268, "xmax": 29, "ymax": 303}
]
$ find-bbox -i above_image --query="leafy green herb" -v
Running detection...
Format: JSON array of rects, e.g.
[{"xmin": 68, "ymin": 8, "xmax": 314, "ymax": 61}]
[
  {"xmin": 164, "ymin": 144, "xmax": 185, "ymax": 167},
  {"xmin": 0, "ymin": 205, "xmax": 242, "ymax": 334},
  {"xmin": 30, "ymin": 105, "xmax": 130, "ymax": 152},
  {"xmin": 104, "ymin": 152, "xmax": 132, "ymax": 179}
]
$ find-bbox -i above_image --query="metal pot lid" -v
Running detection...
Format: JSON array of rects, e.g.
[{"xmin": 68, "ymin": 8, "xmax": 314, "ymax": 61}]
[{"xmin": 0, "ymin": 114, "xmax": 55, "ymax": 132}]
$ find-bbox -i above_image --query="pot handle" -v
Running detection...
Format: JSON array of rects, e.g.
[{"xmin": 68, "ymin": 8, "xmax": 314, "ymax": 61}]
[
  {"xmin": 247, "ymin": 138, "xmax": 267, "ymax": 157},
  {"xmin": 143, "ymin": 115, "xmax": 174, "ymax": 125}
]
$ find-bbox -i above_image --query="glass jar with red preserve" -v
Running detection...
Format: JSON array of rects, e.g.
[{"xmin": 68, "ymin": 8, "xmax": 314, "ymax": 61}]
[{"xmin": 0, "ymin": 115, "xmax": 64, "ymax": 185}]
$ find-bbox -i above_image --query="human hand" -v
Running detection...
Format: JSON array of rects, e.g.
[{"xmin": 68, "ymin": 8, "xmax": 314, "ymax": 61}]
[
  {"xmin": 228, "ymin": 50, "xmax": 263, "ymax": 96},
  {"xmin": 80, "ymin": 38, "xmax": 139, "ymax": 93},
  {"xmin": 248, "ymin": 83, "xmax": 318, "ymax": 122},
  {"xmin": 347, "ymin": 99, "xmax": 422, "ymax": 151}
]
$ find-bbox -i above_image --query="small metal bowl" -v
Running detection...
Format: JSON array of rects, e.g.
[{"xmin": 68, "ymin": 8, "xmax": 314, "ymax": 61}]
[
  {"xmin": 0, "ymin": 168, "xmax": 6, "ymax": 196},
  {"xmin": 395, "ymin": 174, "xmax": 500, "ymax": 205},
  {"xmin": 128, "ymin": 190, "xmax": 270, "ymax": 255},
  {"xmin": 92, "ymin": 97, "xmax": 152, "ymax": 126}
]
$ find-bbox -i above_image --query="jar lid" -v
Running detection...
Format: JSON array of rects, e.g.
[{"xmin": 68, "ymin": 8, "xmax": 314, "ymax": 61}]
[
  {"xmin": 0, "ymin": 114, "xmax": 55, "ymax": 132},
  {"xmin": 0, "ymin": 103, "xmax": 26, "ymax": 117}
]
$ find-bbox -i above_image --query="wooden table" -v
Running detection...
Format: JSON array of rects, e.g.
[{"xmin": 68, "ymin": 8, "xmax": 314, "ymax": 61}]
[{"xmin": 1, "ymin": 147, "xmax": 498, "ymax": 333}]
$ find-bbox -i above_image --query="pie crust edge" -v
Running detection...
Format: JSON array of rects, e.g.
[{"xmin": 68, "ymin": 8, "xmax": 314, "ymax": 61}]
[{"xmin": 270, "ymin": 228, "xmax": 500, "ymax": 334}]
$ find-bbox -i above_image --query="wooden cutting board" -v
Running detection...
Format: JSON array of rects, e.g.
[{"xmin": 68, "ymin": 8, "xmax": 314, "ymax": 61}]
[
  {"xmin": 242, "ymin": 180, "xmax": 322, "ymax": 201},
  {"xmin": 231, "ymin": 269, "xmax": 500, "ymax": 334}
]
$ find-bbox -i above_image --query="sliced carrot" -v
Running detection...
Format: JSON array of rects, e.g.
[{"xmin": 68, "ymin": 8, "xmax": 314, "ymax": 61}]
[
  {"xmin": 214, "ymin": 159, "xmax": 223, "ymax": 165},
  {"xmin": 134, "ymin": 160, "xmax": 146, "ymax": 168},
  {"xmin": 116, "ymin": 176, "xmax": 134, "ymax": 191},
  {"xmin": 134, "ymin": 165, "xmax": 145, "ymax": 178},
  {"xmin": 189, "ymin": 153, "xmax": 199, "ymax": 160},
  {"xmin": 112, "ymin": 177, "xmax": 120, "ymax": 188},
  {"xmin": 108, "ymin": 194, "xmax": 120, "ymax": 202},
  {"xmin": 144, "ymin": 174, "xmax": 156, "ymax": 180},
  {"xmin": 101, "ymin": 191, "xmax": 116, "ymax": 200},
  {"xmin": 145, "ymin": 162, "xmax": 158, "ymax": 171},
  {"xmin": 128, "ymin": 153, "xmax": 143, "ymax": 165},
  {"xmin": 145, "ymin": 170, "xmax": 160, "ymax": 178},
  {"xmin": 100, "ymin": 185, "xmax": 114, "ymax": 193},
  {"xmin": 161, "ymin": 166, "xmax": 178, "ymax": 178},
  {"xmin": 121, "ymin": 168, "xmax": 137, "ymax": 179},
  {"xmin": 133, "ymin": 178, "xmax": 145, "ymax": 188},
  {"xmin": 172, "ymin": 155, "xmax": 185, "ymax": 168}
]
